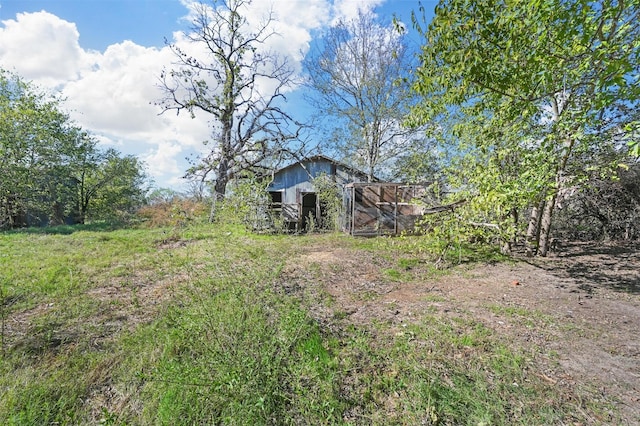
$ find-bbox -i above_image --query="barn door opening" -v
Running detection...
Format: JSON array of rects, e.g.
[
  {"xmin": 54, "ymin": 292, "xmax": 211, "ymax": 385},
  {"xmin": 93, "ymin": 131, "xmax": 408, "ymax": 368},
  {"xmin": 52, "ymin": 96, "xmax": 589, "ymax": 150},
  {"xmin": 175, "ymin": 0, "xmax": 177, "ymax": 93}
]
[{"xmin": 301, "ymin": 192, "xmax": 318, "ymax": 230}]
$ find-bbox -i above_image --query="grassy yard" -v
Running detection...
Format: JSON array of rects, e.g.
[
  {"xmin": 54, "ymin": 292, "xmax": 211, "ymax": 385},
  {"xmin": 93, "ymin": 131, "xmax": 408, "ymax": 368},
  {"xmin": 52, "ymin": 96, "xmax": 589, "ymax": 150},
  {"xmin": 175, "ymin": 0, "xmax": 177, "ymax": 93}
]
[{"xmin": 0, "ymin": 223, "xmax": 626, "ymax": 424}]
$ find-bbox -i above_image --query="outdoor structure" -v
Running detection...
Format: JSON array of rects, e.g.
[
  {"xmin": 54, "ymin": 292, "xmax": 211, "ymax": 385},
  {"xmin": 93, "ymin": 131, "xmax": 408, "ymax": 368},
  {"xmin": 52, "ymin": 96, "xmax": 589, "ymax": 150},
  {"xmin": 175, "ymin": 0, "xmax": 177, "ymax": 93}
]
[
  {"xmin": 267, "ymin": 155, "xmax": 369, "ymax": 229},
  {"xmin": 343, "ymin": 183, "xmax": 427, "ymax": 236},
  {"xmin": 267, "ymin": 155, "xmax": 430, "ymax": 235}
]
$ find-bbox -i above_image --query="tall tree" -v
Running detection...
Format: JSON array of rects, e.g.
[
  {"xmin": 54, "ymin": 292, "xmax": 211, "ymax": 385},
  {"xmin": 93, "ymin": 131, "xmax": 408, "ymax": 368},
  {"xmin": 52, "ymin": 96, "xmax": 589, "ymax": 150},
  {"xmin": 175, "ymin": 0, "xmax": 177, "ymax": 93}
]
[
  {"xmin": 304, "ymin": 10, "xmax": 418, "ymax": 181},
  {"xmin": 78, "ymin": 149, "xmax": 148, "ymax": 223},
  {"xmin": 410, "ymin": 0, "xmax": 640, "ymax": 255},
  {"xmin": 0, "ymin": 69, "xmax": 148, "ymax": 228},
  {"xmin": 0, "ymin": 69, "xmax": 71, "ymax": 226},
  {"xmin": 157, "ymin": 0, "xmax": 301, "ymax": 201},
  {"xmin": 0, "ymin": 70, "xmax": 29, "ymax": 227}
]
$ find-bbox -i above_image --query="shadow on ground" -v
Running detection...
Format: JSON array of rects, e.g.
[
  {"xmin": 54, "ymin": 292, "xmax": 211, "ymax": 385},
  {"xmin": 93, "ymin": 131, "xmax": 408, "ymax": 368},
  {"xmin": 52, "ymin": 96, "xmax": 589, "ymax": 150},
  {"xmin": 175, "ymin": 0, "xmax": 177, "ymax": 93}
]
[{"xmin": 526, "ymin": 242, "xmax": 640, "ymax": 295}]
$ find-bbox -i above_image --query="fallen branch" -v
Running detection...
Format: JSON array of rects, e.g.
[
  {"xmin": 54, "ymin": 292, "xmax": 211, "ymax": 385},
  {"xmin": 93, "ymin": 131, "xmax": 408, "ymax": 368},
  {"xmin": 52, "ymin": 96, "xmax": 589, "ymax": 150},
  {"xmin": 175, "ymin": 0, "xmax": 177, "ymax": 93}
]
[{"xmin": 422, "ymin": 199, "xmax": 467, "ymax": 214}]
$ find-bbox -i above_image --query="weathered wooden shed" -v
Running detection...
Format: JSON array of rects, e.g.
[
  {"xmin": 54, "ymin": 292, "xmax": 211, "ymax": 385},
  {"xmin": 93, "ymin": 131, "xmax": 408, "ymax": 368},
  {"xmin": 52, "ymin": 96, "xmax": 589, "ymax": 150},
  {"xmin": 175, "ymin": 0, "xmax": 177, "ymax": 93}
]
[
  {"xmin": 342, "ymin": 182, "xmax": 427, "ymax": 236},
  {"xmin": 267, "ymin": 155, "xmax": 369, "ymax": 229}
]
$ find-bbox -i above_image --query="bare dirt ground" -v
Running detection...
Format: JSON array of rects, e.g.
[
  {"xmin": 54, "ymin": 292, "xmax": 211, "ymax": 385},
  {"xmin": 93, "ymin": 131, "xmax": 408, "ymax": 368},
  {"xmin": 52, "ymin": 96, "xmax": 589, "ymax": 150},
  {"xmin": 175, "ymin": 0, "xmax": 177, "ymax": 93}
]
[{"xmin": 280, "ymin": 240, "xmax": 640, "ymax": 424}]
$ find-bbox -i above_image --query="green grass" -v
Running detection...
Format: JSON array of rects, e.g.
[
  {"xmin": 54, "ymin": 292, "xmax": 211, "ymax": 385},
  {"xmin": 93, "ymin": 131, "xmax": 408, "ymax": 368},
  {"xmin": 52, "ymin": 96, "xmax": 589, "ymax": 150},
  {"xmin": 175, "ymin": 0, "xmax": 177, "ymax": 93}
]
[
  {"xmin": 487, "ymin": 304, "xmax": 557, "ymax": 329},
  {"xmin": 0, "ymin": 223, "xmax": 615, "ymax": 424}
]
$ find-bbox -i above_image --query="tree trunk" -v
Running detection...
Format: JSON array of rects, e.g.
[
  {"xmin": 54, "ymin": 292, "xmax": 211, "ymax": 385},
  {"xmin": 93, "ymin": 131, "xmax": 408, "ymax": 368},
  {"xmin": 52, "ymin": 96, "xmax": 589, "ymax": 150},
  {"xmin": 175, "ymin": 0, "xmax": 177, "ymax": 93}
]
[
  {"xmin": 502, "ymin": 207, "xmax": 519, "ymax": 254},
  {"xmin": 209, "ymin": 159, "xmax": 229, "ymax": 222},
  {"xmin": 537, "ymin": 133, "xmax": 574, "ymax": 257},
  {"xmin": 538, "ymin": 193, "xmax": 558, "ymax": 257},
  {"xmin": 78, "ymin": 196, "xmax": 90, "ymax": 225},
  {"xmin": 525, "ymin": 199, "xmax": 545, "ymax": 256},
  {"xmin": 509, "ymin": 207, "xmax": 518, "ymax": 247},
  {"xmin": 50, "ymin": 201, "xmax": 65, "ymax": 226},
  {"xmin": 214, "ymin": 176, "xmax": 227, "ymax": 200}
]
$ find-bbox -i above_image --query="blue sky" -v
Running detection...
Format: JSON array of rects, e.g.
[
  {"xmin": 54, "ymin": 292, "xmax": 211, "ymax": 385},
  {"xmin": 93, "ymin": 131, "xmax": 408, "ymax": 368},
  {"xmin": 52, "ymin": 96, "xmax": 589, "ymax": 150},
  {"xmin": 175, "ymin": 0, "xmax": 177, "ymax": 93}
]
[
  {"xmin": 0, "ymin": 0, "xmax": 435, "ymax": 189},
  {"xmin": 1, "ymin": 0, "xmax": 190, "ymax": 50}
]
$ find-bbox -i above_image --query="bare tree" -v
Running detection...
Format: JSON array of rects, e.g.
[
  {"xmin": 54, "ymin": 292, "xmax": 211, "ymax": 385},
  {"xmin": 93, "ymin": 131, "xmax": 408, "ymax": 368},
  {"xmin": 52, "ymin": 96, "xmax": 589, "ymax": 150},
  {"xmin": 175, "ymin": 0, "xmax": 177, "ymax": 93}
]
[
  {"xmin": 304, "ymin": 10, "xmax": 417, "ymax": 181},
  {"xmin": 157, "ymin": 0, "xmax": 301, "ymax": 201}
]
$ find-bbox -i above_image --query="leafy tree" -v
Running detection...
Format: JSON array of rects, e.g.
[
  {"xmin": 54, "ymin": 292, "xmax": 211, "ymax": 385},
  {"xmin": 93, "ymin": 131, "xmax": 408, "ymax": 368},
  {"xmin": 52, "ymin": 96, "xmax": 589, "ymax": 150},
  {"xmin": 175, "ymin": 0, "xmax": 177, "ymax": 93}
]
[
  {"xmin": 410, "ymin": 0, "xmax": 640, "ymax": 255},
  {"xmin": 0, "ymin": 69, "xmax": 72, "ymax": 226},
  {"xmin": 311, "ymin": 172, "xmax": 343, "ymax": 231},
  {"xmin": 73, "ymin": 148, "xmax": 148, "ymax": 224},
  {"xmin": 157, "ymin": 0, "xmax": 302, "ymax": 202},
  {"xmin": 389, "ymin": 135, "xmax": 441, "ymax": 184},
  {"xmin": 304, "ymin": 10, "xmax": 418, "ymax": 181},
  {"xmin": 147, "ymin": 187, "xmax": 183, "ymax": 205},
  {"xmin": 0, "ymin": 69, "xmax": 148, "ymax": 228}
]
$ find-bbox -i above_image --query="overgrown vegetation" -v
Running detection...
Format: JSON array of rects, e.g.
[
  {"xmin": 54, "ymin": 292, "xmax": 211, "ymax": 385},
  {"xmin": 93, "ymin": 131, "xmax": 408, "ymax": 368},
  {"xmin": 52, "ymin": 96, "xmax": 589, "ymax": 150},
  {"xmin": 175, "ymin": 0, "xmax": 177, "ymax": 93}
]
[
  {"xmin": 0, "ymin": 222, "xmax": 623, "ymax": 424},
  {"xmin": 553, "ymin": 163, "xmax": 640, "ymax": 241},
  {"xmin": 312, "ymin": 172, "xmax": 343, "ymax": 231},
  {"xmin": 0, "ymin": 69, "xmax": 148, "ymax": 229},
  {"xmin": 137, "ymin": 196, "xmax": 209, "ymax": 228},
  {"xmin": 409, "ymin": 0, "xmax": 640, "ymax": 255}
]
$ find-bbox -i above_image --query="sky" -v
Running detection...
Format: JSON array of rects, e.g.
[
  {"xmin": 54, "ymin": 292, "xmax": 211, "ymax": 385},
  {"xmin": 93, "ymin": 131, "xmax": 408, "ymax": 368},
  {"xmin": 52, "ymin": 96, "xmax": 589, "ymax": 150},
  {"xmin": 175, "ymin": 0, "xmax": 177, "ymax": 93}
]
[{"xmin": 0, "ymin": 0, "xmax": 435, "ymax": 190}]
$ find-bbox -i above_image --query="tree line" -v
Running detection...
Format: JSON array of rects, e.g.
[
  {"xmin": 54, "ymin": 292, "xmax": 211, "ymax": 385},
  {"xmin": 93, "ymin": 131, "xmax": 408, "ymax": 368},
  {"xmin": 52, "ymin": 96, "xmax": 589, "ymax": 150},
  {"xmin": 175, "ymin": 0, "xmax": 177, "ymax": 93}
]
[{"xmin": 0, "ymin": 69, "xmax": 147, "ymax": 229}]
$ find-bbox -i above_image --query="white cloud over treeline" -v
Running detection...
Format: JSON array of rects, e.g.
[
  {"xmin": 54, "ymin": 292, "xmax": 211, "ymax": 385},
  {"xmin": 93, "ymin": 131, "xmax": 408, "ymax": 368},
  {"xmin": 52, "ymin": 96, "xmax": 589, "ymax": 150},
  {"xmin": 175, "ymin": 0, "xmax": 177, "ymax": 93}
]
[{"xmin": 0, "ymin": 0, "xmax": 384, "ymax": 188}]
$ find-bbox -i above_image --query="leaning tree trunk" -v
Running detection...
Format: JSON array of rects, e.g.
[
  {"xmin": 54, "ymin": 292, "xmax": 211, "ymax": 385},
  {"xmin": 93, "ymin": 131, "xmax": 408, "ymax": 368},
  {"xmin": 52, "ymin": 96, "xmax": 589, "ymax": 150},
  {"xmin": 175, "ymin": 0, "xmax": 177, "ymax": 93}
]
[
  {"xmin": 538, "ymin": 191, "xmax": 558, "ymax": 257},
  {"xmin": 525, "ymin": 199, "xmax": 545, "ymax": 256}
]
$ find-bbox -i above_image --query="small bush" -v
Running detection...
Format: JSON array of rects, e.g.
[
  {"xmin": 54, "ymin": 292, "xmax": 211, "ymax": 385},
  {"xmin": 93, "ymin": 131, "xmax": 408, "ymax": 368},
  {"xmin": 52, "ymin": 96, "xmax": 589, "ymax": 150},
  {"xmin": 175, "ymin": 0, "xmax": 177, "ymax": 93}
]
[
  {"xmin": 312, "ymin": 173, "xmax": 343, "ymax": 231},
  {"xmin": 214, "ymin": 178, "xmax": 290, "ymax": 233},
  {"xmin": 137, "ymin": 198, "xmax": 209, "ymax": 228}
]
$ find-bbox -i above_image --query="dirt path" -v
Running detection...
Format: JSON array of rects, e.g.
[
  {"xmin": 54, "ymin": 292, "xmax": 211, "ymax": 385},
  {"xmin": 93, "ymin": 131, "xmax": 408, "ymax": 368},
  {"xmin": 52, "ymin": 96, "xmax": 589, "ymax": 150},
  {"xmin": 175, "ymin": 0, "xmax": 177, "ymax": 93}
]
[{"xmin": 281, "ymin": 241, "xmax": 640, "ymax": 424}]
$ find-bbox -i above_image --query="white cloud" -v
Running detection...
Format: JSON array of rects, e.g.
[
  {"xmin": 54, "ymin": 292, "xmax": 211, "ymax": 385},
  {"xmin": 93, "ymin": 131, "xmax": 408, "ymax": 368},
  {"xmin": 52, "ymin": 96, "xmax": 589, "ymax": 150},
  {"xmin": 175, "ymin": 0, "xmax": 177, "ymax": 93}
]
[
  {"xmin": 64, "ymin": 41, "xmax": 170, "ymax": 136},
  {"xmin": 0, "ymin": 1, "xmax": 391, "ymax": 188},
  {"xmin": 0, "ymin": 11, "xmax": 88, "ymax": 85},
  {"xmin": 141, "ymin": 141, "xmax": 184, "ymax": 182},
  {"xmin": 332, "ymin": 0, "xmax": 385, "ymax": 23},
  {"xmin": 93, "ymin": 133, "xmax": 124, "ymax": 148}
]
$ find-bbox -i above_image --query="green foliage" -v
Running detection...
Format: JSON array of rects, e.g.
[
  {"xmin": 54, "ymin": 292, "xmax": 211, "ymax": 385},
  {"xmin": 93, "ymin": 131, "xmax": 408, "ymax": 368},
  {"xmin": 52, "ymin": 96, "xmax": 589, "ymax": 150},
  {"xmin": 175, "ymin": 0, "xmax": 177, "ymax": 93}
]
[
  {"xmin": 390, "ymin": 141, "xmax": 441, "ymax": 184},
  {"xmin": 0, "ymin": 69, "xmax": 148, "ymax": 229},
  {"xmin": 214, "ymin": 177, "xmax": 286, "ymax": 232},
  {"xmin": 312, "ymin": 172, "xmax": 343, "ymax": 231},
  {"xmin": 410, "ymin": 0, "xmax": 640, "ymax": 251},
  {"xmin": 630, "ymin": 140, "xmax": 640, "ymax": 157},
  {"xmin": 81, "ymin": 150, "xmax": 148, "ymax": 224}
]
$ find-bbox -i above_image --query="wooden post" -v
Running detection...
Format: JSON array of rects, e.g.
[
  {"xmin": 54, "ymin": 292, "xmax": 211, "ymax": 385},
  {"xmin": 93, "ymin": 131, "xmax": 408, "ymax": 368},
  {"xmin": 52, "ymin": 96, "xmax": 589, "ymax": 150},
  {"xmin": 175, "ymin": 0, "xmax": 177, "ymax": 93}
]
[{"xmin": 394, "ymin": 185, "xmax": 398, "ymax": 235}]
